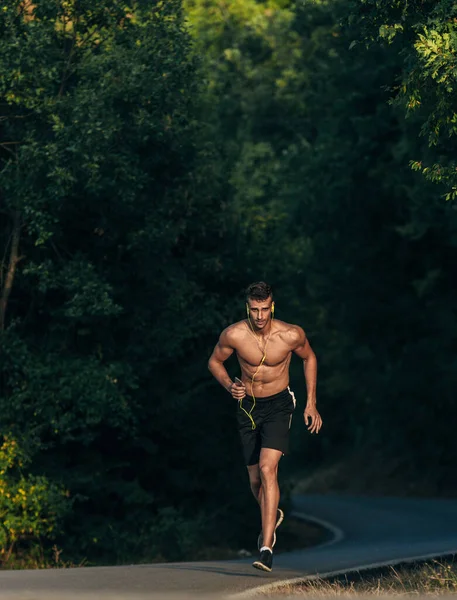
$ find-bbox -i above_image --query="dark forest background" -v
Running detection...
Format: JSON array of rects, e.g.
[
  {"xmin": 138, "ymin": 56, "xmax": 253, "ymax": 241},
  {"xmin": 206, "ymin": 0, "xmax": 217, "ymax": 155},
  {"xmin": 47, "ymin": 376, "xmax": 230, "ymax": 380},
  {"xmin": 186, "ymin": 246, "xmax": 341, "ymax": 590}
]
[{"xmin": 1, "ymin": 0, "xmax": 456, "ymax": 566}]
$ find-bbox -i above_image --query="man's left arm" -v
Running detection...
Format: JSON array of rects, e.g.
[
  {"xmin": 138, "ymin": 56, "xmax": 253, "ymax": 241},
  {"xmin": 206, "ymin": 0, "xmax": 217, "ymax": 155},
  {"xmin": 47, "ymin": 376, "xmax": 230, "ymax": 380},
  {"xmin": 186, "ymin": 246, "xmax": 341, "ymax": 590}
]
[{"xmin": 292, "ymin": 327, "xmax": 322, "ymax": 434}]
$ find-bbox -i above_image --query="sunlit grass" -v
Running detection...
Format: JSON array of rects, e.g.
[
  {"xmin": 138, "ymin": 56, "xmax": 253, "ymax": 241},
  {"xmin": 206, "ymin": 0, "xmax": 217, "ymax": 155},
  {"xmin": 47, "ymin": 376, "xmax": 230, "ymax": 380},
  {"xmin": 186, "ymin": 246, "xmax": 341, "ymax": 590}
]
[
  {"xmin": 267, "ymin": 559, "xmax": 457, "ymax": 596},
  {"xmin": 1, "ymin": 544, "xmax": 83, "ymax": 570}
]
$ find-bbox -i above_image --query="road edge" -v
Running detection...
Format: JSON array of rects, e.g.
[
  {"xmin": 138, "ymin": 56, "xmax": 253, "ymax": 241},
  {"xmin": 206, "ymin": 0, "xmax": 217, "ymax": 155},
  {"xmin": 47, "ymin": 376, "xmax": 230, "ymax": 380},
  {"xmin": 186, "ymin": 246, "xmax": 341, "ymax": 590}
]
[
  {"xmin": 290, "ymin": 509, "xmax": 344, "ymax": 550},
  {"xmin": 230, "ymin": 548, "xmax": 457, "ymax": 598},
  {"xmin": 228, "ymin": 508, "xmax": 344, "ymax": 599}
]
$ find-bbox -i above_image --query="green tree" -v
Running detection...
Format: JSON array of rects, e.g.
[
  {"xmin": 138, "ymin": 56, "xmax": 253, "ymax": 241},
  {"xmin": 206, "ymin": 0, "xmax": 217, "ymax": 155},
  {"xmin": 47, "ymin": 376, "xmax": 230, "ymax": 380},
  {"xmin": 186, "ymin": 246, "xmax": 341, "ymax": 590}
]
[
  {"xmin": 0, "ymin": 434, "xmax": 68, "ymax": 564},
  {"xmin": 0, "ymin": 0, "xmax": 226, "ymax": 562},
  {"xmin": 348, "ymin": 0, "xmax": 457, "ymax": 199},
  {"xmin": 277, "ymin": 0, "xmax": 457, "ymax": 490}
]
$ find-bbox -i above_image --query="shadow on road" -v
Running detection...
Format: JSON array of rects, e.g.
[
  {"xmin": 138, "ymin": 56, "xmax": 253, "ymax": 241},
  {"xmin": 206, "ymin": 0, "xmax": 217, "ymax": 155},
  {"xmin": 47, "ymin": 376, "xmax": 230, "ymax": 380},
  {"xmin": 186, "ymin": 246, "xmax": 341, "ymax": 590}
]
[{"xmin": 166, "ymin": 563, "xmax": 268, "ymax": 578}]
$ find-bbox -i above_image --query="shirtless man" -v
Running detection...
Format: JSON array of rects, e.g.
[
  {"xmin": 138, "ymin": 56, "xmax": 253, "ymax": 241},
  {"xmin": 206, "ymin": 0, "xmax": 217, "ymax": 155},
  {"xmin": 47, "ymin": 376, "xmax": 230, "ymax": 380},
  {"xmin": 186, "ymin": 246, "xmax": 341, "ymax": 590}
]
[{"xmin": 208, "ymin": 281, "xmax": 322, "ymax": 572}]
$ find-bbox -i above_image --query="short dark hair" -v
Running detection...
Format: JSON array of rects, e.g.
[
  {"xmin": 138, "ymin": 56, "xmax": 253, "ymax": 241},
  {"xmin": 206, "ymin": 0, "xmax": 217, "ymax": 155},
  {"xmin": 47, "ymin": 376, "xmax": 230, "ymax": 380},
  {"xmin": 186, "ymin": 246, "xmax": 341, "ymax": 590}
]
[{"xmin": 246, "ymin": 281, "xmax": 273, "ymax": 302}]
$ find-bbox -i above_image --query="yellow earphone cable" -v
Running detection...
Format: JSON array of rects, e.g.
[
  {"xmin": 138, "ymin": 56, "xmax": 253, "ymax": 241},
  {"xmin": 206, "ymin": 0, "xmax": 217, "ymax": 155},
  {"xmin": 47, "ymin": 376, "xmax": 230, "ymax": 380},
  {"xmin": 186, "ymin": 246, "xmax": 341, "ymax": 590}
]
[{"xmin": 239, "ymin": 304, "xmax": 274, "ymax": 430}]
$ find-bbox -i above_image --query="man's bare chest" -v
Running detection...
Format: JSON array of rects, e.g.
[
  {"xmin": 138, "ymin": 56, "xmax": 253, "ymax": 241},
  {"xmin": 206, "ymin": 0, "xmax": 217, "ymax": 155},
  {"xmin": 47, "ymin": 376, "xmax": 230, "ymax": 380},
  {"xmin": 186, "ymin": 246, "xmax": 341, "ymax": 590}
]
[{"xmin": 235, "ymin": 337, "xmax": 291, "ymax": 367}]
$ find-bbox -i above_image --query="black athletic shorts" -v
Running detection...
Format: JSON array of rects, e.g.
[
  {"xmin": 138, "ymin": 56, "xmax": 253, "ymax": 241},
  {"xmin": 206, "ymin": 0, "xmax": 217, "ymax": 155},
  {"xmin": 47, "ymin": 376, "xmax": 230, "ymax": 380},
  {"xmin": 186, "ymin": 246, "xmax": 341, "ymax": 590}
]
[{"xmin": 236, "ymin": 387, "xmax": 296, "ymax": 466}]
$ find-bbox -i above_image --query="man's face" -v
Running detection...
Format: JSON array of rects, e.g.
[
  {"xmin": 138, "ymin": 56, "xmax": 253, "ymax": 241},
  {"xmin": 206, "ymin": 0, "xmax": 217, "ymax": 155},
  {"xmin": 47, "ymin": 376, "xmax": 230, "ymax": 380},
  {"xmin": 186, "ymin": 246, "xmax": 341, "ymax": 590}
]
[{"xmin": 247, "ymin": 297, "xmax": 273, "ymax": 330}]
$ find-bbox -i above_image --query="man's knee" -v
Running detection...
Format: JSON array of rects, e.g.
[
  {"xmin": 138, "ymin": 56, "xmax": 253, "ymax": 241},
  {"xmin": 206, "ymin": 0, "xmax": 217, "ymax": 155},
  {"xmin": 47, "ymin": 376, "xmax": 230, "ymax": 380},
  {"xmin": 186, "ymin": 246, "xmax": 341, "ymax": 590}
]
[
  {"xmin": 247, "ymin": 465, "xmax": 261, "ymax": 489},
  {"xmin": 259, "ymin": 461, "xmax": 278, "ymax": 481},
  {"xmin": 248, "ymin": 470, "xmax": 261, "ymax": 490},
  {"xmin": 250, "ymin": 473, "xmax": 261, "ymax": 486}
]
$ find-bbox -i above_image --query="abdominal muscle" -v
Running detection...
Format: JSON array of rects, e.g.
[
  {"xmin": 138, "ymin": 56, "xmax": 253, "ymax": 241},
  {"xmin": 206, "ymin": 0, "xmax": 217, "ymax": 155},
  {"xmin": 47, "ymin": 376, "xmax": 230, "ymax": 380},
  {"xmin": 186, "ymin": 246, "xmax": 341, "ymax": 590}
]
[{"xmin": 238, "ymin": 357, "xmax": 291, "ymax": 398}]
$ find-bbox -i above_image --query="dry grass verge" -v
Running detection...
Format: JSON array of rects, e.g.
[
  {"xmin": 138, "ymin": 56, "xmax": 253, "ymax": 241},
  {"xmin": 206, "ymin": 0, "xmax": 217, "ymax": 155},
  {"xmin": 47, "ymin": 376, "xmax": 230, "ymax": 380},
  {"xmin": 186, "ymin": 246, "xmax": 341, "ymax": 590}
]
[{"xmin": 261, "ymin": 557, "xmax": 457, "ymax": 597}]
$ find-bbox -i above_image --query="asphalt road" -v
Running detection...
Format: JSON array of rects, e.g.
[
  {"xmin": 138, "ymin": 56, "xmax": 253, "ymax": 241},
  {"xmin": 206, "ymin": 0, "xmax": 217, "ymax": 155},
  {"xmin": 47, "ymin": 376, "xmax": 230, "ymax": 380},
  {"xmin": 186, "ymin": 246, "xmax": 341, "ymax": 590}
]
[{"xmin": 2, "ymin": 494, "xmax": 457, "ymax": 599}]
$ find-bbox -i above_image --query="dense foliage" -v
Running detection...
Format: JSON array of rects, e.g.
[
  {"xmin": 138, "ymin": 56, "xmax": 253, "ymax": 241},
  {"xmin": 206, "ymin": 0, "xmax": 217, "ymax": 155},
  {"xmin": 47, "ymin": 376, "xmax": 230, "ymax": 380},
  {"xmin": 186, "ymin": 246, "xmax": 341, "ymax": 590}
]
[
  {"xmin": 0, "ymin": 0, "xmax": 456, "ymax": 566},
  {"xmin": 348, "ymin": 0, "xmax": 457, "ymax": 199}
]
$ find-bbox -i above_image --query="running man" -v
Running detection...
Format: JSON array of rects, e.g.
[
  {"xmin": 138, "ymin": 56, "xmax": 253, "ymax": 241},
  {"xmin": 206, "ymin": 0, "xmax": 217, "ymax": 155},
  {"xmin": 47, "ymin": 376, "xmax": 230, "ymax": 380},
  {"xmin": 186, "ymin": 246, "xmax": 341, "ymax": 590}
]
[{"xmin": 208, "ymin": 281, "xmax": 322, "ymax": 572}]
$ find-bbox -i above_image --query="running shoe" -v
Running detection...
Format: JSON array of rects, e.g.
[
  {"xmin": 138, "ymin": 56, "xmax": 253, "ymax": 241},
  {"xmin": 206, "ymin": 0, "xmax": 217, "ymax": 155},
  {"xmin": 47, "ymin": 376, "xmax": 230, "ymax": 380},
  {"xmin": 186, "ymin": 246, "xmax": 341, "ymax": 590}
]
[
  {"xmin": 257, "ymin": 508, "xmax": 284, "ymax": 550},
  {"xmin": 252, "ymin": 548, "xmax": 273, "ymax": 572}
]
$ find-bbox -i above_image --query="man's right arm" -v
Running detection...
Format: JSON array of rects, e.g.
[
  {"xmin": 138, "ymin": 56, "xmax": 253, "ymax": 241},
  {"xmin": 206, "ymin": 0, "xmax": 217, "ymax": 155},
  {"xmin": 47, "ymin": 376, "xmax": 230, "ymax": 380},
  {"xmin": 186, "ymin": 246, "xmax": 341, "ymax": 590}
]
[{"xmin": 208, "ymin": 329, "xmax": 245, "ymax": 399}]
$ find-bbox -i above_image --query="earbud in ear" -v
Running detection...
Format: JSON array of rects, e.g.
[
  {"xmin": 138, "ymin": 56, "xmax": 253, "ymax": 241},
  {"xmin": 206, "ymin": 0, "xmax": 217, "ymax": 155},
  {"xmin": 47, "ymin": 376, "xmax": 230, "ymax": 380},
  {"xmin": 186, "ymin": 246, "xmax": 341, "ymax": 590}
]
[{"xmin": 246, "ymin": 303, "xmax": 250, "ymax": 316}]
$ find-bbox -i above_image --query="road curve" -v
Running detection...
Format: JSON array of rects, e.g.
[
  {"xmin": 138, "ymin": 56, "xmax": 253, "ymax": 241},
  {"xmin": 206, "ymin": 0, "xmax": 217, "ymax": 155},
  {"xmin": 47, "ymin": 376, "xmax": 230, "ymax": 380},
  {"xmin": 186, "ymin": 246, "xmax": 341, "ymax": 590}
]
[{"xmin": 2, "ymin": 494, "xmax": 457, "ymax": 599}]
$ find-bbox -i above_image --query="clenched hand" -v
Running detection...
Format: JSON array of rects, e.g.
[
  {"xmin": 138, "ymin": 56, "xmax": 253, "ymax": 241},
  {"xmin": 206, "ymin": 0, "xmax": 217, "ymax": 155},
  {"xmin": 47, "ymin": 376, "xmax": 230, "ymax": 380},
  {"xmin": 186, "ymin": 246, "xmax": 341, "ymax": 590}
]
[{"xmin": 230, "ymin": 380, "xmax": 246, "ymax": 400}]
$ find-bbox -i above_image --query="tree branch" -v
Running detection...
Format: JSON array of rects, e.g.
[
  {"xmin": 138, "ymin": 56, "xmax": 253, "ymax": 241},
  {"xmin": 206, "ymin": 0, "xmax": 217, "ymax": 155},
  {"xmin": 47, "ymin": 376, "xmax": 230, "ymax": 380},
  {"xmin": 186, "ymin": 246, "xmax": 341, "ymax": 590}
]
[{"xmin": 0, "ymin": 211, "xmax": 22, "ymax": 331}]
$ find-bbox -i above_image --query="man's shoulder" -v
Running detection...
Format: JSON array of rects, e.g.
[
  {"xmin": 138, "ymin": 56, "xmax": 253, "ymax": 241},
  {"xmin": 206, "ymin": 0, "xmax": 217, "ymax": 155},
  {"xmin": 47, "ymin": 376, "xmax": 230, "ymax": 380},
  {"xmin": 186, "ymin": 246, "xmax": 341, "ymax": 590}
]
[
  {"xmin": 275, "ymin": 320, "xmax": 306, "ymax": 345},
  {"xmin": 220, "ymin": 320, "xmax": 247, "ymax": 344}
]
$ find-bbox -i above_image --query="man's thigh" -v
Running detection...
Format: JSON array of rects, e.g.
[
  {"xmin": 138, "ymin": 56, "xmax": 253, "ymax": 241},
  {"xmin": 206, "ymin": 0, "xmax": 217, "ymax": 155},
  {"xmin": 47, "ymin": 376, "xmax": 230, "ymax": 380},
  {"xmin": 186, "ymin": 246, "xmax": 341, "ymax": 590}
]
[
  {"xmin": 258, "ymin": 447, "xmax": 283, "ymax": 471},
  {"xmin": 261, "ymin": 406, "xmax": 294, "ymax": 457}
]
